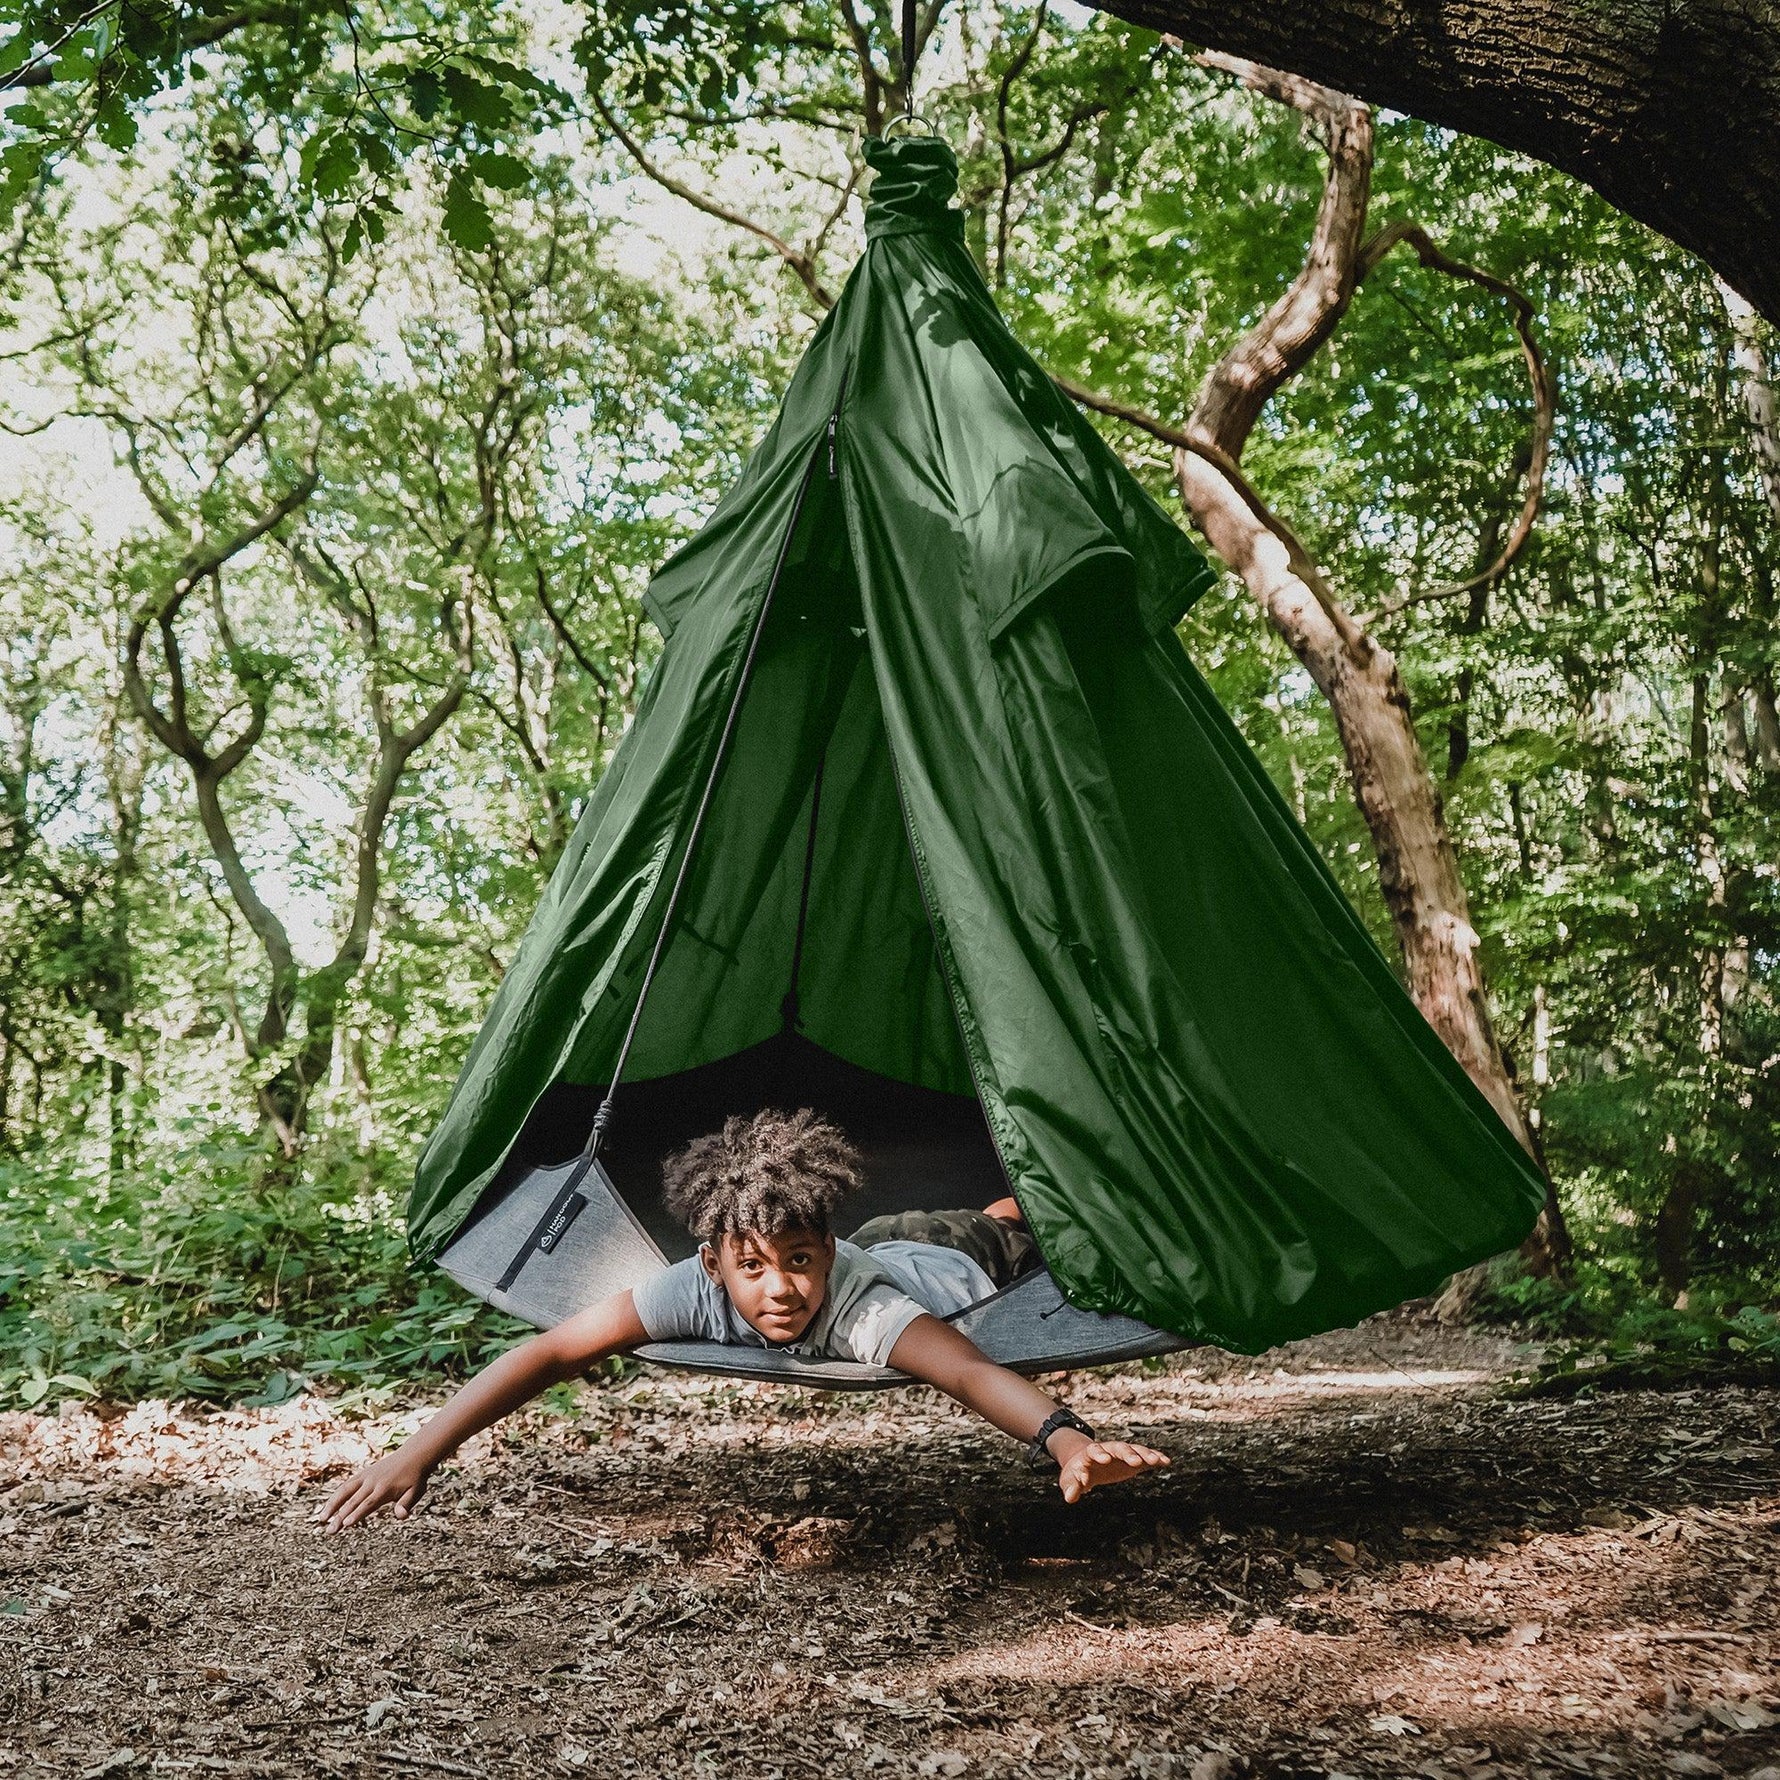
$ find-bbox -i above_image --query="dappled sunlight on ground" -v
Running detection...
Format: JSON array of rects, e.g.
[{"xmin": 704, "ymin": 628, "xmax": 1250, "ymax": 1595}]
[{"xmin": 2, "ymin": 1315, "xmax": 1775, "ymax": 1777}]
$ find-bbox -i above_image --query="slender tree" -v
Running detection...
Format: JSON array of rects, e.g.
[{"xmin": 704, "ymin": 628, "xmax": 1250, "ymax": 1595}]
[{"xmin": 1057, "ymin": 56, "xmax": 1569, "ymax": 1281}]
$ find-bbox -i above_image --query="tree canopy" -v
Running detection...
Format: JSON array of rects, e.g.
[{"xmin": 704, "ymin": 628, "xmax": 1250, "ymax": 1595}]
[
  {"xmin": 5, "ymin": 1, "xmax": 1779, "ymax": 316},
  {"xmin": 1, "ymin": 1, "xmax": 1776, "ymax": 1407}
]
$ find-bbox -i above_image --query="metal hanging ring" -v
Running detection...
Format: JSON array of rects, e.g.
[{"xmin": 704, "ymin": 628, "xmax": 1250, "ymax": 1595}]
[{"xmin": 883, "ymin": 111, "xmax": 938, "ymax": 139}]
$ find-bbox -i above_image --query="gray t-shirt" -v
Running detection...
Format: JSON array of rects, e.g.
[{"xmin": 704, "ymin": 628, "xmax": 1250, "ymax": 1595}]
[{"xmin": 630, "ymin": 1238, "xmax": 996, "ymax": 1367}]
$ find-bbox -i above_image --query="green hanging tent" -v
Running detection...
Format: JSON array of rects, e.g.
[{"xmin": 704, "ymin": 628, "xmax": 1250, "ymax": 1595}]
[{"xmin": 408, "ymin": 135, "xmax": 1544, "ymax": 1384}]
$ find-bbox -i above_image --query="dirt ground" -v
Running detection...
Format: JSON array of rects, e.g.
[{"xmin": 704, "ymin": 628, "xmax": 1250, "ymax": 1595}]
[{"xmin": 2, "ymin": 1314, "xmax": 1777, "ymax": 1780}]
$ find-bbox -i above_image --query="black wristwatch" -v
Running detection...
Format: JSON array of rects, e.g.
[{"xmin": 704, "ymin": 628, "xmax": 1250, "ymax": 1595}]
[{"xmin": 1031, "ymin": 1406, "xmax": 1097, "ymax": 1468}]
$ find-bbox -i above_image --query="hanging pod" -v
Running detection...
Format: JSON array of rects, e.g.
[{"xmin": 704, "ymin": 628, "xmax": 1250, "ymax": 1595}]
[{"xmin": 408, "ymin": 135, "xmax": 1544, "ymax": 1387}]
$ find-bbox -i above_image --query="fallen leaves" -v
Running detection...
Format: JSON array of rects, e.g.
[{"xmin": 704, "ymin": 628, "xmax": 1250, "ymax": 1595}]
[
  {"xmin": 916, "ymin": 1752, "xmax": 969, "ymax": 1776},
  {"xmin": 1705, "ymin": 1695, "xmax": 1779, "ymax": 1731},
  {"xmin": 2, "ymin": 1317, "xmax": 1776, "ymax": 1780},
  {"xmin": 80, "ymin": 1753, "xmax": 138, "ymax": 1778}
]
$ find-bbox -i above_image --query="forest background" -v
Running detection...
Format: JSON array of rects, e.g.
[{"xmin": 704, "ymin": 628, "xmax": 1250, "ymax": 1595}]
[{"xmin": 1, "ymin": 0, "xmax": 1776, "ymax": 1412}]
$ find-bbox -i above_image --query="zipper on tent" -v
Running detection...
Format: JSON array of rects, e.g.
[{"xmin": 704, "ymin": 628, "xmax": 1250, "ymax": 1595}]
[
  {"xmin": 497, "ymin": 386, "xmax": 848, "ymax": 1292},
  {"xmin": 818, "ymin": 378, "xmax": 1029, "ymax": 1226}
]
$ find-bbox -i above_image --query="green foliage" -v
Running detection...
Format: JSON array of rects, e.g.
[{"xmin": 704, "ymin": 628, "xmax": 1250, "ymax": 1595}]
[
  {"xmin": 0, "ymin": 50, "xmax": 777, "ymax": 1407},
  {"xmin": 1494, "ymin": 1273, "xmax": 1780, "ymax": 1397},
  {"xmin": 1478, "ymin": 1173, "xmax": 1779, "ymax": 1392},
  {"xmin": 0, "ymin": 1, "xmax": 571, "ymax": 237},
  {"xmin": 0, "ymin": 1138, "xmax": 529, "ymax": 1410}
]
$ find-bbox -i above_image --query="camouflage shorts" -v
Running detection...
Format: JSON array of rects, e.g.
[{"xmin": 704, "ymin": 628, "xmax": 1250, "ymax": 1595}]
[{"xmin": 846, "ymin": 1207, "xmax": 1041, "ymax": 1289}]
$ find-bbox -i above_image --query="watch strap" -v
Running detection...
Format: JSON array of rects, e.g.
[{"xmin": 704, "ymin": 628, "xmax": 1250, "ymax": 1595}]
[{"xmin": 1030, "ymin": 1405, "xmax": 1096, "ymax": 1468}]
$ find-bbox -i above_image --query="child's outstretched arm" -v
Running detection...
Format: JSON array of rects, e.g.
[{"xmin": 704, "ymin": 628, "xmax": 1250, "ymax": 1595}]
[
  {"xmin": 885, "ymin": 1314, "xmax": 1169, "ymax": 1503},
  {"xmin": 318, "ymin": 1289, "xmax": 650, "ymax": 1533}
]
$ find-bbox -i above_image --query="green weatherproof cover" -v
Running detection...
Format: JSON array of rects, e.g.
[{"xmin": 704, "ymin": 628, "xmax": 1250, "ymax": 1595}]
[{"xmin": 407, "ymin": 136, "xmax": 1544, "ymax": 1353}]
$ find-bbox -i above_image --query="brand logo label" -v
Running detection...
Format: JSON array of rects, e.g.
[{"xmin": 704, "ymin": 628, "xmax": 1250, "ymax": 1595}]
[{"xmin": 537, "ymin": 1192, "xmax": 588, "ymax": 1254}]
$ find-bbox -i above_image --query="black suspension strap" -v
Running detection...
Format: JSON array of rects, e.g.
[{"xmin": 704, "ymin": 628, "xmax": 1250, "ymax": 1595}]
[
  {"xmin": 780, "ymin": 741, "xmax": 828, "ymax": 1033},
  {"xmin": 901, "ymin": 0, "xmax": 918, "ymax": 122},
  {"xmin": 494, "ymin": 440, "xmax": 830, "ymax": 1291}
]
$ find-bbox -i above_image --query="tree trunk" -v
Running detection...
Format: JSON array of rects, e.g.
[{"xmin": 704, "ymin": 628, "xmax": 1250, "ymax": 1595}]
[
  {"xmin": 1653, "ymin": 1168, "xmax": 1697, "ymax": 1306},
  {"xmin": 1162, "ymin": 58, "xmax": 1571, "ymax": 1286},
  {"xmin": 98, "ymin": 688, "xmax": 144, "ymax": 1184},
  {"xmin": 1662, "ymin": 501, "xmax": 1730, "ymax": 1305},
  {"xmin": 1180, "ymin": 453, "xmax": 1571, "ymax": 1293},
  {"xmin": 348, "ymin": 1029, "xmax": 377, "ymax": 1152},
  {"xmin": 1180, "ymin": 468, "xmax": 1523, "ymax": 1123},
  {"xmin": 1095, "ymin": 0, "xmax": 1780, "ymax": 329},
  {"xmin": 1447, "ymin": 442, "xmax": 1531, "ymax": 782}
]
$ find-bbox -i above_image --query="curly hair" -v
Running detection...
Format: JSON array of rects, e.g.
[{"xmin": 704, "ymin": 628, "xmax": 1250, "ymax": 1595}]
[{"xmin": 659, "ymin": 1107, "xmax": 864, "ymax": 1243}]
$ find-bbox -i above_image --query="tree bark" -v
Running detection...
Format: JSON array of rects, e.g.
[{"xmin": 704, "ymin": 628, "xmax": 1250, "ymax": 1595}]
[
  {"xmin": 97, "ymin": 681, "xmax": 144, "ymax": 1183},
  {"xmin": 1093, "ymin": 0, "xmax": 1780, "ymax": 329},
  {"xmin": 265, "ymin": 544, "xmax": 475, "ymax": 1146},
  {"xmin": 126, "ymin": 522, "xmax": 470, "ymax": 1152},
  {"xmin": 1657, "ymin": 487, "xmax": 1732, "ymax": 1304},
  {"xmin": 1653, "ymin": 1166, "xmax": 1698, "ymax": 1306}
]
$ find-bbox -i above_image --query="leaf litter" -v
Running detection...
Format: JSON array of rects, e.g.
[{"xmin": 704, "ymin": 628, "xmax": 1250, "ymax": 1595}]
[{"xmin": 1, "ymin": 1314, "xmax": 1776, "ymax": 1777}]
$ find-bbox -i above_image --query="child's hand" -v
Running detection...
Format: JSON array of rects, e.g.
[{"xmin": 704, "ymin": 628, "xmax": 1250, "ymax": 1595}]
[
  {"xmin": 1056, "ymin": 1437, "xmax": 1170, "ymax": 1504},
  {"xmin": 317, "ymin": 1449, "xmax": 433, "ymax": 1533}
]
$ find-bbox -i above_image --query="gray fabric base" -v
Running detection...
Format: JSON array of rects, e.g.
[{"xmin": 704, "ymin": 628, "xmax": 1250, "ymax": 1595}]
[
  {"xmin": 443, "ymin": 1192, "xmax": 1188, "ymax": 1387},
  {"xmin": 635, "ymin": 1270, "xmax": 1186, "ymax": 1389},
  {"xmin": 438, "ymin": 1156, "xmax": 667, "ymax": 1329},
  {"xmin": 435, "ymin": 1053, "xmax": 1193, "ymax": 1390}
]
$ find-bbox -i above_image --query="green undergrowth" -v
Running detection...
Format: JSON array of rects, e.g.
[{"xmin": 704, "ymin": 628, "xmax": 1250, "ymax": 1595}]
[
  {"xmin": 8, "ymin": 1135, "xmax": 1779, "ymax": 1415},
  {"xmin": 1482, "ymin": 1263, "xmax": 1780, "ymax": 1397},
  {"xmin": 0, "ymin": 1137, "xmax": 530, "ymax": 1413}
]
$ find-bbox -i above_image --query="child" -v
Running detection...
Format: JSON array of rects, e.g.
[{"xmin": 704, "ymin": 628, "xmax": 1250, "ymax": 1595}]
[{"xmin": 320, "ymin": 1108, "xmax": 1169, "ymax": 1532}]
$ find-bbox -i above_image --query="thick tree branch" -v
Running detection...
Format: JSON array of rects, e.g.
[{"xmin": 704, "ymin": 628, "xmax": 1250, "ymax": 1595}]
[
  {"xmin": 1060, "ymin": 57, "xmax": 1567, "ymax": 1273},
  {"xmin": 260, "ymin": 540, "xmax": 475, "ymax": 1146},
  {"xmin": 1722, "ymin": 284, "xmax": 1780, "ymax": 529},
  {"xmin": 1050, "ymin": 370, "xmax": 1363, "ymax": 650},
  {"xmin": 1186, "ymin": 52, "xmax": 1373, "ymax": 449},
  {"xmin": 834, "ymin": 0, "xmax": 888, "ymax": 134},
  {"xmin": 1095, "ymin": 0, "xmax": 1780, "ymax": 328},
  {"xmin": 1720, "ymin": 282, "xmax": 1780, "ymax": 773},
  {"xmin": 1357, "ymin": 222, "xmax": 1556, "ymax": 618},
  {"xmin": 337, "ymin": 599, "xmax": 472, "ymax": 980},
  {"xmin": 120, "ymin": 433, "xmax": 323, "ymax": 1065},
  {"xmin": 806, "ymin": 161, "xmax": 865, "ymax": 276},
  {"xmin": 994, "ymin": 0, "xmax": 1049, "ymax": 285},
  {"xmin": 529, "ymin": 559, "xmax": 613, "ymax": 693}
]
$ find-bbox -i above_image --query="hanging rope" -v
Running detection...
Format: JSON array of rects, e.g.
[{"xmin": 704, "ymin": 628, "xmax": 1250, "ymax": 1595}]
[
  {"xmin": 491, "ymin": 440, "xmax": 833, "ymax": 1293},
  {"xmin": 579, "ymin": 456, "xmax": 823, "ymax": 1166}
]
